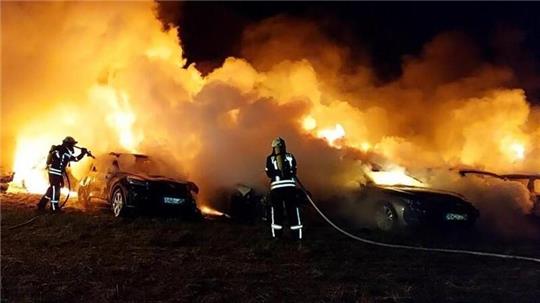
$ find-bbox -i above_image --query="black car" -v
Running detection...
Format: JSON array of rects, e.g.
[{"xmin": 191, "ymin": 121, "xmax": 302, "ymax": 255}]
[
  {"xmin": 78, "ymin": 153, "xmax": 200, "ymax": 218},
  {"xmin": 355, "ymin": 170, "xmax": 479, "ymax": 231}
]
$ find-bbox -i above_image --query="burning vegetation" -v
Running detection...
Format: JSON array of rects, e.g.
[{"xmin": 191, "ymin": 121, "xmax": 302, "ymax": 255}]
[{"xmin": 1, "ymin": 2, "xmax": 539, "ymax": 234}]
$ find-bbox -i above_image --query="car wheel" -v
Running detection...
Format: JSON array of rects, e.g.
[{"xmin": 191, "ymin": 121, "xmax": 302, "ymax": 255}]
[
  {"xmin": 375, "ymin": 202, "xmax": 398, "ymax": 232},
  {"xmin": 111, "ymin": 186, "xmax": 127, "ymax": 217}
]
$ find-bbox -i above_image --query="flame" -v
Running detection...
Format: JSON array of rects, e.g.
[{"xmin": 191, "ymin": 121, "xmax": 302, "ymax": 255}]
[
  {"xmin": 2, "ymin": 1, "xmax": 539, "ymax": 213},
  {"xmin": 7, "ymin": 137, "xmax": 78, "ymax": 196},
  {"xmin": 90, "ymin": 85, "xmax": 142, "ymax": 152},
  {"xmin": 7, "ymin": 84, "xmax": 141, "ymax": 195},
  {"xmin": 510, "ymin": 142, "xmax": 525, "ymax": 161},
  {"xmin": 302, "ymin": 116, "xmax": 317, "ymax": 131},
  {"xmin": 360, "ymin": 142, "xmax": 371, "ymax": 152},
  {"xmin": 200, "ymin": 205, "xmax": 225, "ymax": 216},
  {"xmin": 8, "ymin": 138, "xmax": 51, "ymax": 194},
  {"xmin": 316, "ymin": 124, "xmax": 346, "ymax": 147},
  {"xmin": 366, "ymin": 166, "xmax": 427, "ymax": 187}
]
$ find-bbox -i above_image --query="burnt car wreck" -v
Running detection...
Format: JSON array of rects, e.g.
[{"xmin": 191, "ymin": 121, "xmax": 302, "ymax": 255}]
[
  {"xmin": 353, "ymin": 170, "xmax": 479, "ymax": 232},
  {"xmin": 78, "ymin": 153, "xmax": 200, "ymax": 218}
]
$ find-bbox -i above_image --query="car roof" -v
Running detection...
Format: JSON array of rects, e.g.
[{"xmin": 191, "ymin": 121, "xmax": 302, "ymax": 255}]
[
  {"xmin": 108, "ymin": 152, "xmax": 149, "ymax": 159},
  {"xmin": 459, "ymin": 169, "xmax": 540, "ymax": 180},
  {"xmin": 501, "ymin": 174, "xmax": 540, "ymax": 180},
  {"xmin": 458, "ymin": 169, "xmax": 503, "ymax": 179}
]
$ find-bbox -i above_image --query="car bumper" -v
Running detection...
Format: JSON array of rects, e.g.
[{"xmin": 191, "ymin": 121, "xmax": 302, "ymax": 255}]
[
  {"xmin": 126, "ymin": 187, "xmax": 198, "ymax": 214},
  {"xmin": 403, "ymin": 207, "xmax": 479, "ymax": 227}
]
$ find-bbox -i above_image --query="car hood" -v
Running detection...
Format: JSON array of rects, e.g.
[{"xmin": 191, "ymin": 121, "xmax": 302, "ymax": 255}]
[
  {"xmin": 119, "ymin": 172, "xmax": 189, "ymax": 184},
  {"xmin": 376, "ymin": 185, "xmax": 469, "ymax": 203}
]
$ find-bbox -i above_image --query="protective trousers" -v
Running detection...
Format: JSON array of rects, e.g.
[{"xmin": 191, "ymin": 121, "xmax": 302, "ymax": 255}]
[
  {"xmin": 270, "ymin": 187, "xmax": 303, "ymax": 240},
  {"xmin": 37, "ymin": 173, "xmax": 64, "ymax": 211}
]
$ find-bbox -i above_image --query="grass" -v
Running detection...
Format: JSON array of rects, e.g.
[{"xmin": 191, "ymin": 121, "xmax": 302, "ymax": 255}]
[{"xmin": 1, "ymin": 193, "xmax": 540, "ymax": 302}]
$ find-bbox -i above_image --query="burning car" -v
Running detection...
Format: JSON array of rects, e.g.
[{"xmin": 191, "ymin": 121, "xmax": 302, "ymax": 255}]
[
  {"xmin": 459, "ymin": 169, "xmax": 540, "ymax": 217},
  {"xmin": 78, "ymin": 152, "xmax": 200, "ymax": 218},
  {"xmin": 355, "ymin": 168, "xmax": 479, "ymax": 231}
]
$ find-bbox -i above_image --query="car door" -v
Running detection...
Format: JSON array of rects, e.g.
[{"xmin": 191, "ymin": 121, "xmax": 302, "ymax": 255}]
[
  {"xmin": 87, "ymin": 157, "xmax": 113, "ymax": 201},
  {"xmin": 84, "ymin": 164, "xmax": 102, "ymax": 201},
  {"xmin": 101, "ymin": 159, "xmax": 121, "ymax": 200}
]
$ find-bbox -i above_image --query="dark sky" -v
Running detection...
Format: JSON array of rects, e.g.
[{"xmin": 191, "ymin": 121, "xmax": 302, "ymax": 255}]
[{"xmin": 157, "ymin": 1, "xmax": 540, "ymax": 99}]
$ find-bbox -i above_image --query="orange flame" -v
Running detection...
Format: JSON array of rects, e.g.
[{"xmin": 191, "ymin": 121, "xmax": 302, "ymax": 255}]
[
  {"xmin": 7, "ymin": 137, "xmax": 81, "ymax": 196},
  {"xmin": 200, "ymin": 206, "xmax": 225, "ymax": 216},
  {"xmin": 366, "ymin": 166, "xmax": 427, "ymax": 187},
  {"xmin": 317, "ymin": 124, "xmax": 346, "ymax": 147}
]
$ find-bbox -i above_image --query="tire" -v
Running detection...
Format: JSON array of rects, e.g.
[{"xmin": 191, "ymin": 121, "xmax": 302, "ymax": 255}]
[
  {"xmin": 375, "ymin": 202, "xmax": 398, "ymax": 232},
  {"xmin": 111, "ymin": 186, "xmax": 128, "ymax": 218}
]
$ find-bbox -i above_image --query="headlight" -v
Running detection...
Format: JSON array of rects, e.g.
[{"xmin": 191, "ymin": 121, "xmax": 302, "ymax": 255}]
[{"xmin": 126, "ymin": 177, "xmax": 148, "ymax": 186}]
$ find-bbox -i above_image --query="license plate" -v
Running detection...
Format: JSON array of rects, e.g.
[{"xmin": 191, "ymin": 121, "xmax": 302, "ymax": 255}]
[
  {"xmin": 163, "ymin": 197, "xmax": 184, "ymax": 205},
  {"xmin": 446, "ymin": 213, "xmax": 467, "ymax": 221}
]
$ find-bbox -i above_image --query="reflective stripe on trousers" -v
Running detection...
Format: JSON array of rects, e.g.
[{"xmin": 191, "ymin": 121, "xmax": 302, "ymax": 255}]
[
  {"xmin": 270, "ymin": 207, "xmax": 283, "ymax": 237},
  {"xmin": 290, "ymin": 207, "xmax": 303, "ymax": 239},
  {"xmin": 51, "ymin": 185, "xmax": 58, "ymax": 210}
]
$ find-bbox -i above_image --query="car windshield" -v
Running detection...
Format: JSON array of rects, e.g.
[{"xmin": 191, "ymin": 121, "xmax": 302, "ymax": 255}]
[{"xmin": 117, "ymin": 155, "xmax": 167, "ymax": 176}]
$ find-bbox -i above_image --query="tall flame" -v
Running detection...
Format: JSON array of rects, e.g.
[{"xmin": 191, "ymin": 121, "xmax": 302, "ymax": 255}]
[
  {"xmin": 366, "ymin": 166, "xmax": 427, "ymax": 187},
  {"xmin": 89, "ymin": 85, "xmax": 142, "ymax": 152},
  {"xmin": 2, "ymin": 1, "xmax": 539, "ymax": 208}
]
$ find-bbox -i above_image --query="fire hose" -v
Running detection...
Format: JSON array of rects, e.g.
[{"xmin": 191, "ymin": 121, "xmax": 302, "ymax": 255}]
[
  {"xmin": 296, "ymin": 178, "xmax": 540, "ymax": 264},
  {"xmin": 7, "ymin": 171, "xmax": 72, "ymax": 230},
  {"xmin": 7, "ymin": 147, "xmax": 93, "ymax": 230}
]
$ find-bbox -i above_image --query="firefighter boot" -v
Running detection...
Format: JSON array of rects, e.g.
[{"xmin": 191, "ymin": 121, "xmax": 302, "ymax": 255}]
[
  {"xmin": 36, "ymin": 196, "xmax": 49, "ymax": 211},
  {"xmin": 51, "ymin": 202, "xmax": 62, "ymax": 214}
]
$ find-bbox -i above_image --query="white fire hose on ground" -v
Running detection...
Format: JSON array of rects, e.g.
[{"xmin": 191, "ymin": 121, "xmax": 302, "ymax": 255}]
[
  {"xmin": 296, "ymin": 179, "xmax": 540, "ymax": 264},
  {"xmin": 8, "ymin": 171, "xmax": 73, "ymax": 230}
]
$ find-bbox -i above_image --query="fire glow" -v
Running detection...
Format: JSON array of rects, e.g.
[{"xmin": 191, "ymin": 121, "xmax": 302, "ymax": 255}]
[
  {"xmin": 366, "ymin": 167, "xmax": 427, "ymax": 187},
  {"xmin": 2, "ymin": 1, "xmax": 539, "ymax": 201},
  {"xmin": 510, "ymin": 142, "xmax": 526, "ymax": 161}
]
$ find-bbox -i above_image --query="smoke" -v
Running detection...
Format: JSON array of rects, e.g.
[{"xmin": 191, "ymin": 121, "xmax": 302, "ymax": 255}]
[
  {"xmin": 424, "ymin": 170, "xmax": 539, "ymax": 239},
  {"xmin": 1, "ymin": 2, "xmax": 539, "ymax": 235}
]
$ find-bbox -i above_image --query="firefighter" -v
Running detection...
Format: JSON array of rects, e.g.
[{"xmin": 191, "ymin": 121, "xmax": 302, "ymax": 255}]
[
  {"xmin": 265, "ymin": 137, "xmax": 303, "ymax": 240},
  {"xmin": 37, "ymin": 136, "xmax": 89, "ymax": 212}
]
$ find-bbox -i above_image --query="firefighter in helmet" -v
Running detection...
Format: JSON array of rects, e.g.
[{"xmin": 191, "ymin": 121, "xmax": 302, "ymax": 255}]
[
  {"xmin": 37, "ymin": 136, "xmax": 90, "ymax": 212},
  {"xmin": 265, "ymin": 137, "xmax": 303, "ymax": 239}
]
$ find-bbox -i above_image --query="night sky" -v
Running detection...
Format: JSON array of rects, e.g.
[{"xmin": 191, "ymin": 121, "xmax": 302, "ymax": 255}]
[{"xmin": 157, "ymin": 1, "xmax": 540, "ymax": 101}]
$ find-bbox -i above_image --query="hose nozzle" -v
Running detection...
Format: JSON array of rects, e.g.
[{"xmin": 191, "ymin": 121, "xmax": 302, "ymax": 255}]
[{"xmin": 74, "ymin": 145, "xmax": 95, "ymax": 158}]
